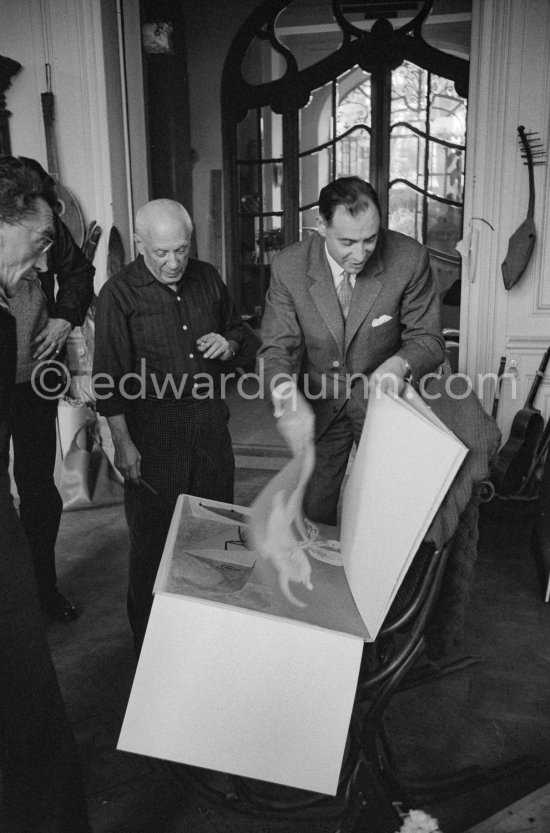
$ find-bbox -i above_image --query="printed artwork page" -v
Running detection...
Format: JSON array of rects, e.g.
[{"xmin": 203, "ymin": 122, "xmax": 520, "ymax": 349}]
[
  {"xmin": 153, "ymin": 494, "xmax": 251, "ymax": 594},
  {"xmin": 155, "ymin": 492, "xmax": 370, "ymax": 639}
]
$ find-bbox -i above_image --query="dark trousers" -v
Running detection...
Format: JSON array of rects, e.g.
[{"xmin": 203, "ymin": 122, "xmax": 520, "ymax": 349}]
[
  {"xmin": 304, "ymin": 397, "xmax": 366, "ymax": 526},
  {"xmin": 0, "ymin": 467, "xmax": 90, "ymax": 833},
  {"xmin": 1, "ymin": 382, "xmax": 63, "ymax": 604},
  {"xmin": 124, "ymin": 397, "xmax": 235, "ymax": 652}
]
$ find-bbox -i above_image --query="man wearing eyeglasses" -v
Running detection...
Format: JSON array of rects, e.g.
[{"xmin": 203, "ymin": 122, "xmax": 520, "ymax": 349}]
[
  {"xmin": 0, "ymin": 156, "xmax": 91, "ymax": 832},
  {"xmin": 0, "ymin": 157, "xmax": 95, "ymax": 622}
]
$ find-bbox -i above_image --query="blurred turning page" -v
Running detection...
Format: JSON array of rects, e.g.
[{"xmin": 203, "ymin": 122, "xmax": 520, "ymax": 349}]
[{"xmin": 340, "ymin": 385, "xmax": 468, "ymax": 639}]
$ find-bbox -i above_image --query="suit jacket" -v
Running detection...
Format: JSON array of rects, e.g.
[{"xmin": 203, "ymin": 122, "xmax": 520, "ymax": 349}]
[{"xmin": 258, "ymin": 229, "xmax": 445, "ymax": 438}]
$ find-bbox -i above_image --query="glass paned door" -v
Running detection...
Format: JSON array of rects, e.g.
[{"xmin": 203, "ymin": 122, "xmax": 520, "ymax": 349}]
[
  {"xmin": 389, "ymin": 61, "xmax": 466, "ymax": 331},
  {"xmin": 222, "ymin": 1, "xmax": 470, "ymax": 324},
  {"xmin": 237, "ymin": 106, "xmax": 284, "ymax": 317}
]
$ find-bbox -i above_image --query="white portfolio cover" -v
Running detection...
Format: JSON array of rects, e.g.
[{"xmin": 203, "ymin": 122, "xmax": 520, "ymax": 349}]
[
  {"xmin": 340, "ymin": 387, "xmax": 468, "ymax": 638},
  {"xmin": 119, "ymin": 385, "xmax": 467, "ymax": 794}
]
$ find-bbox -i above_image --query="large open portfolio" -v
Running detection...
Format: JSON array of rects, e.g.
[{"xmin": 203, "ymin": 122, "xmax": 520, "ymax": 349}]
[{"xmin": 118, "ymin": 389, "xmax": 466, "ymax": 795}]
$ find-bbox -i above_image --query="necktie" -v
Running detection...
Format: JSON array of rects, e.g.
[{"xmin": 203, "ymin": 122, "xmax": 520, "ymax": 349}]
[{"xmin": 337, "ymin": 271, "xmax": 353, "ymax": 320}]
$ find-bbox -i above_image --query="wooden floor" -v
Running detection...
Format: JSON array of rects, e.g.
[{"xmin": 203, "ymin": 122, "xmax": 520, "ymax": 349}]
[
  {"xmin": 465, "ymin": 781, "xmax": 550, "ymax": 832},
  {"xmin": 42, "ymin": 468, "xmax": 550, "ymax": 833},
  {"xmin": 384, "ymin": 497, "xmax": 550, "ymax": 831}
]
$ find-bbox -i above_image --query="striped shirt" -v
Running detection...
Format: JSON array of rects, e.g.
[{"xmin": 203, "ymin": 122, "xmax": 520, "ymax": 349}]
[{"xmin": 93, "ymin": 255, "xmax": 249, "ymax": 415}]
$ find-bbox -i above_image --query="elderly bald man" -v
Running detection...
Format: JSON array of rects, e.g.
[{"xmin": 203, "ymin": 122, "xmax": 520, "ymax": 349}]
[{"xmin": 94, "ymin": 199, "xmax": 254, "ymax": 651}]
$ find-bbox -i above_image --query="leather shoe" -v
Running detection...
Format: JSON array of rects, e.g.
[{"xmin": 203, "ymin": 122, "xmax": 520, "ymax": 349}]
[{"xmin": 43, "ymin": 591, "xmax": 79, "ymax": 622}]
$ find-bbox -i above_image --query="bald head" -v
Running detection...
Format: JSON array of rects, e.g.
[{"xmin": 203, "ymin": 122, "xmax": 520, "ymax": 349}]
[
  {"xmin": 135, "ymin": 199, "xmax": 193, "ymax": 240},
  {"xmin": 134, "ymin": 199, "xmax": 193, "ymax": 286}
]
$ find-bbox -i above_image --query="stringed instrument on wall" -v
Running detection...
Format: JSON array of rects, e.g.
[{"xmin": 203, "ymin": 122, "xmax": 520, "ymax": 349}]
[
  {"xmin": 82, "ymin": 221, "xmax": 102, "ymax": 264},
  {"xmin": 501, "ymin": 126, "xmax": 546, "ymax": 290},
  {"xmin": 40, "ymin": 63, "xmax": 85, "ymax": 247},
  {"xmin": 491, "ymin": 346, "xmax": 550, "ymax": 495}
]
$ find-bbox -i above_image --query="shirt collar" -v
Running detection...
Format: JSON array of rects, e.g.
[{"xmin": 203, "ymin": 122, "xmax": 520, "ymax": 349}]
[
  {"xmin": 324, "ymin": 244, "xmax": 356, "ymax": 287},
  {"xmin": 127, "ymin": 255, "xmax": 157, "ymax": 286},
  {"xmin": 128, "ymin": 254, "xmax": 195, "ymax": 289}
]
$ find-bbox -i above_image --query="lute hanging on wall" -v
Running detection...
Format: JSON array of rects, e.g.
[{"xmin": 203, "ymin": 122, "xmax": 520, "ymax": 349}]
[
  {"xmin": 501, "ymin": 125, "xmax": 546, "ymax": 290},
  {"xmin": 41, "ymin": 63, "xmax": 85, "ymax": 247}
]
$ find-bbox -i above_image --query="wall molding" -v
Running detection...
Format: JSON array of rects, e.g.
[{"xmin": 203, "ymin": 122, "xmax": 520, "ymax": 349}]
[
  {"xmin": 460, "ymin": 0, "xmax": 514, "ymax": 409},
  {"xmin": 506, "ymin": 337, "xmax": 550, "ymax": 353},
  {"xmin": 461, "ymin": 0, "xmax": 550, "ymax": 423}
]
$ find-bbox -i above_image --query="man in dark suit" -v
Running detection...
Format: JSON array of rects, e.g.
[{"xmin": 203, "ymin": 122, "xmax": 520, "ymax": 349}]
[
  {"xmin": 0, "ymin": 157, "xmax": 91, "ymax": 832},
  {"xmin": 1, "ymin": 156, "xmax": 95, "ymax": 622},
  {"xmin": 259, "ymin": 177, "xmax": 445, "ymax": 525},
  {"xmin": 93, "ymin": 199, "xmax": 257, "ymax": 651}
]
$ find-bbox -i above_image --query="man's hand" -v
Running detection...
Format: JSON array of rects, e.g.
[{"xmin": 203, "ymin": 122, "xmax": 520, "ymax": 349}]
[
  {"xmin": 368, "ymin": 355, "xmax": 411, "ymax": 398},
  {"xmin": 107, "ymin": 414, "xmax": 141, "ymax": 484},
  {"xmin": 197, "ymin": 332, "xmax": 234, "ymax": 361},
  {"xmin": 272, "ymin": 382, "xmax": 315, "ymax": 457},
  {"xmin": 112, "ymin": 436, "xmax": 141, "ymax": 484},
  {"xmin": 32, "ymin": 318, "xmax": 72, "ymax": 360}
]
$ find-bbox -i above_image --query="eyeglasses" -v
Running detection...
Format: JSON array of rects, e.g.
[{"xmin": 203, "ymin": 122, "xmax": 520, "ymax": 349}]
[
  {"xmin": 34, "ymin": 233, "xmax": 55, "ymax": 256},
  {"xmin": 18, "ymin": 223, "xmax": 55, "ymax": 256}
]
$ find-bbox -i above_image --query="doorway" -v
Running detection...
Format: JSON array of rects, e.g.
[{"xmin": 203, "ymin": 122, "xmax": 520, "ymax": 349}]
[{"xmin": 222, "ymin": 0, "xmax": 471, "ymax": 350}]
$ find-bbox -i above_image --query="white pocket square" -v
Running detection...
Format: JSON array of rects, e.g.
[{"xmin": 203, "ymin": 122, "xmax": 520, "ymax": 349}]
[{"xmin": 372, "ymin": 314, "xmax": 393, "ymax": 327}]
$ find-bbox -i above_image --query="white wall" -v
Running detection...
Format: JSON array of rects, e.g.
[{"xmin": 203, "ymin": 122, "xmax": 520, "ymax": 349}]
[
  {"xmin": 461, "ymin": 0, "xmax": 550, "ymax": 435},
  {"xmin": 0, "ymin": 0, "xmax": 139, "ymax": 292}
]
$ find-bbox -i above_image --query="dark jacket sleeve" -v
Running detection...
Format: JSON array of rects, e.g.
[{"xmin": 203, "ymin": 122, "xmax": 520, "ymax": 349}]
[{"xmin": 41, "ymin": 215, "xmax": 95, "ymax": 328}]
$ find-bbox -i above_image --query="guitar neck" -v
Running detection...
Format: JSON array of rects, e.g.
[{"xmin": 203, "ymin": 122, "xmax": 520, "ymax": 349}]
[
  {"xmin": 518, "ymin": 125, "xmax": 535, "ymax": 219},
  {"xmin": 41, "ymin": 91, "xmax": 60, "ymax": 180},
  {"xmin": 527, "ymin": 347, "xmax": 550, "ymax": 408},
  {"xmin": 492, "ymin": 356, "xmax": 506, "ymax": 419}
]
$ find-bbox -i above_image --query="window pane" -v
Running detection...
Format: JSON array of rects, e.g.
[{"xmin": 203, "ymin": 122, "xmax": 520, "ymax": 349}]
[
  {"xmin": 335, "ymin": 127, "xmax": 370, "ymax": 180},
  {"xmin": 427, "ymin": 198, "xmax": 462, "ymax": 331},
  {"xmin": 300, "ymin": 145, "xmax": 332, "ymax": 213},
  {"xmin": 300, "ymin": 208, "xmax": 319, "ymax": 238},
  {"xmin": 261, "ymin": 163, "xmax": 283, "ymax": 213},
  {"xmin": 335, "ymin": 68, "xmax": 371, "ymax": 180},
  {"xmin": 237, "ymin": 108, "xmax": 260, "ymax": 161},
  {"xmin": 238, "ymin": 162, "xmax": 260, "ymax": 217},
  {"xmin": 298, "ymin": 80, "xmax": 335, "ymax": 209},
  {"xmin": 237, "ymin": 108, "xmax": 283, "ymax": 214},
  {"xmin": 429, "ymin": 75, "xmax": 466, "ymax": 202},
  {"xmin": 390, "ymin": 124, "xmax": 426, "ymax": 188},
  {"xmin": 390, "ymin": 63, "xmax": 466, "ymax": 202},
  {"xmin": 391, "ymin": 63, "xmax": 428, "ymax": 132},
  {"xmin": 298, "ymin": 68, "xmax": 372, "ymax": 218},
  {"xmin": 388, "ymin": 183, "xmax": 423, "ymax": 241},
  {"xmin": 427, "ymin": 199, "xmax": 462, "ymax": 258},
  {"xmin": 390, "ymin": 61, "xmax": 466, "ymax": 250}
]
